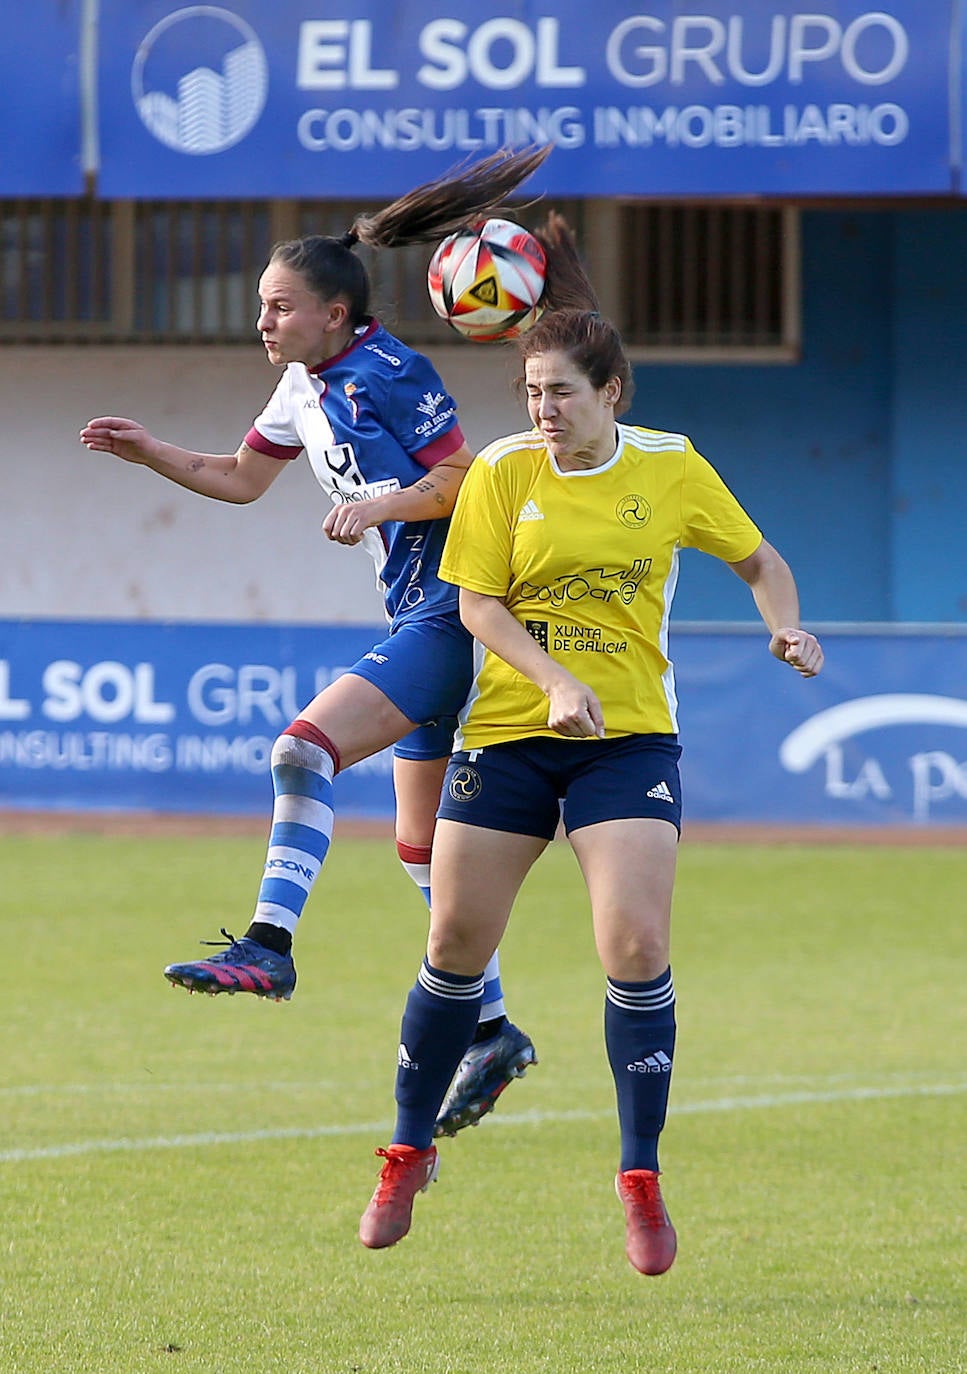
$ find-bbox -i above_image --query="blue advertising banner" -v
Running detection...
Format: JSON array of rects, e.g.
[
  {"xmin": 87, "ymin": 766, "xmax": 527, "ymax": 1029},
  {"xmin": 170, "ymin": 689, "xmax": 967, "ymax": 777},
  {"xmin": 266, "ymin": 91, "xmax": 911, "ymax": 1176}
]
[
  {"xmin": 0, "ymin": 621, "xmax": 397, "ymax": 818},
  {"xmin": 3, "ymin": 2, "xmax": 84, "ymax": 195},
  {"xmin": 1, "ymin": 621, "xmax": 965, "ymax": 826},
  {"xmin": 96, "ymin": 1, "xmax": 957, "ymax": 198},
  {"xmin": 673, "ymin": 628, "xmax": 967, "ymax": 826}
]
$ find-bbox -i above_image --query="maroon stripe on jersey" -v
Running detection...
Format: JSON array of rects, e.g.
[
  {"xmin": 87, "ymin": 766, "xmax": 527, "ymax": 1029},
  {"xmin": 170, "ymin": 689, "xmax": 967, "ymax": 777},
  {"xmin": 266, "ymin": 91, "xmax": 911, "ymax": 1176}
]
[
  {"xmin": 245, "ymin": 426, "xmax": 303, "ymax": 460},
  {"xmin": 414, "ymin": 424, "xmax": 466, "ymax": 469}
]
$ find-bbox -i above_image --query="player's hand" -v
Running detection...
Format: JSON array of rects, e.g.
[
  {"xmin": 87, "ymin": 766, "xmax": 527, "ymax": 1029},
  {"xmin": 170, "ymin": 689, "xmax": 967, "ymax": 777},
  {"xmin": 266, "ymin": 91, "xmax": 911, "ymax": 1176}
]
[
  {"xmin": 546, "ymin": 677, "xmax": 606, "ymax": 738},
  {"xmin": 79, "ymin": 416, "xmax": 157, "ymax": 465},
  {"xmin": 322, "ymin": 501, "xmax": 375, "ymax": 545},
  {"xmin": 769, "ymin": 628, "xmax": 824, "ymax": 678}
]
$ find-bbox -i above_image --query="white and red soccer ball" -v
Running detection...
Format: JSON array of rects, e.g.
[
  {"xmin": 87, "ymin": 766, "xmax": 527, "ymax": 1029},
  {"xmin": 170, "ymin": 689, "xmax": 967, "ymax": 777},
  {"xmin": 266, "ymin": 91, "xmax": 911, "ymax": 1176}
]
[{"xmin": 427, "ymin": 217, "xmax": 547, "ymax": 343}]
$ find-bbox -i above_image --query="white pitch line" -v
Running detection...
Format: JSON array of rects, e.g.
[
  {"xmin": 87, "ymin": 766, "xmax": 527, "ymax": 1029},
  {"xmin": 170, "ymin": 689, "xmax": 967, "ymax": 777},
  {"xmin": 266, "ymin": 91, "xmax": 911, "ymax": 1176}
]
[
  {"xmin": 0, "ymin": 1068, "xmax": 941, "ymax": 1100},
  {"xmin": 1, "ymin": 1080, "xmax": 964, "ymax": 1165}
]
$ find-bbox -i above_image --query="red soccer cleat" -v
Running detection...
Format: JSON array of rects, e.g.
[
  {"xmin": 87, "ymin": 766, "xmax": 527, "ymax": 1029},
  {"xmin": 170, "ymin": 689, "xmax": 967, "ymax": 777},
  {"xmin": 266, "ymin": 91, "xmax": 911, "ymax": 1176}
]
[
  {"xmin": 359, "ymin": 1145, "xmax": 440, "ymax": 1250},
  {"xmin": 615, "ymin": 1169, "xmax": 678, "ymax": 1275}
]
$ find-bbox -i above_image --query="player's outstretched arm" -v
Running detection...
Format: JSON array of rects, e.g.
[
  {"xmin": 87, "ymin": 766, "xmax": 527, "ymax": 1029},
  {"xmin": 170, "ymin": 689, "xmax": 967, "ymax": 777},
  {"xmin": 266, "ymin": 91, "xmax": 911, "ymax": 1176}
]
[
  {"xmin": 728, "ymin": 538, "xmax": 824, "ymax": 678},
  {"xmin": 80, "ymin": 417, "xmax": 284, "ymax": 504}
]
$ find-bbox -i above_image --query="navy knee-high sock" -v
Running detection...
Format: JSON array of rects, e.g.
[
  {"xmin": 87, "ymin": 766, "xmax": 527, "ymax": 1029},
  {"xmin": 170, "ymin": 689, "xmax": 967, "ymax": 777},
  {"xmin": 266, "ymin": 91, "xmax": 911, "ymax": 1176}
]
[
  {"xmin": 393, "ymin": 959, "xmax": 484, "ymax": 1149},
  {"xmin": 605, "ymin": 968, "xmax": 677, "ymax": 1172}
]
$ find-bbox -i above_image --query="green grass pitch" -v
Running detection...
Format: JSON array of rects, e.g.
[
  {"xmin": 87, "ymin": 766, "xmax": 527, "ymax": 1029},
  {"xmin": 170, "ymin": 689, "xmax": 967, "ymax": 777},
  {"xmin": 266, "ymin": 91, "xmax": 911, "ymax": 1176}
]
[{"xmin": 1, "ymin": 831, "xmax": 964, "ymax": 1373}]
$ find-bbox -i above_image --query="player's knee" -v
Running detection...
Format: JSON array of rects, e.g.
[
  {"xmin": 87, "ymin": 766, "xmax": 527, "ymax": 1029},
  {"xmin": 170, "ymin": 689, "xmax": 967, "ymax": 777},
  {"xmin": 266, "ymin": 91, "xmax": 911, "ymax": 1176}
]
[
  {"xmin": 427, "ymin": 923, "xmax": 489, "ymax": 977},
  {"xmin": 272, "ymin": 720, "xmax": 340, "ymax": 772},
  {"xmin": 601, "ymin": 926, "xmax": 670, "ymax": 981}
]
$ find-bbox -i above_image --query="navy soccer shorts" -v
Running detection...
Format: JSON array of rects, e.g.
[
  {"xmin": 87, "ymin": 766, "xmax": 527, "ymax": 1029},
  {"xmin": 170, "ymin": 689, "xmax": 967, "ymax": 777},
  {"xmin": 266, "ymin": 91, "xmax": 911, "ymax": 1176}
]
[
  {"xmin": 436, "ymin": 734, "xmax": 683, "ymax": 838},
  {"xmin": 345, "ymin": 615, "xmax": 473, "ymax": 763}
]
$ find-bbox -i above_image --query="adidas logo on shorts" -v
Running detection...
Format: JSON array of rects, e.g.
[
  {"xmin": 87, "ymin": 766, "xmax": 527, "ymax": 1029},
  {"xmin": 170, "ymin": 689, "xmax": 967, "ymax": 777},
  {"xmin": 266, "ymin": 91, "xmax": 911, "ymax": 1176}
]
[{"xmin": 645, "ymin": 780, "xmax": 675, "ymax": 803}]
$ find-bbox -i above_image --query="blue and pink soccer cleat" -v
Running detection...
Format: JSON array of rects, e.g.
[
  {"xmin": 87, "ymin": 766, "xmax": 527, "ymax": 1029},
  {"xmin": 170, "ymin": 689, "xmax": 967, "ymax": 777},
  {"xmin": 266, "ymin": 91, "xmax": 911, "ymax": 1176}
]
[{"xmin": 163, "ymin": 928, "xmax": 296, "ymax": 1001}]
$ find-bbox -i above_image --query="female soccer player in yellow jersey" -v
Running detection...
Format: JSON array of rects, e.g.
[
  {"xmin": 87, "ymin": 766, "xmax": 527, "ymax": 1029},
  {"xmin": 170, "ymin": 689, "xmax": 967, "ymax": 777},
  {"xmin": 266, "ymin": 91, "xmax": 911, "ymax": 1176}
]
[{"xmin": 358, "ymin": 213, "xmax": 824, "ymax": 1274}]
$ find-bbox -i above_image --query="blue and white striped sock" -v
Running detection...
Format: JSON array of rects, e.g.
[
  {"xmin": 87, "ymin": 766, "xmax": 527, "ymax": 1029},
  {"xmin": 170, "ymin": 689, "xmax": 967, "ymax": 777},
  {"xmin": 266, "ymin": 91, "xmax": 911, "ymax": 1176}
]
[
  {"xmin": 396, "ymin": 839, "xmax": 507, "ymax": 1027},
  {"xmin": 605, "ymin": 967, "xmax": 677, "ymax": 1172},
  {"xmin": 480, "ymin": 954, "xmax": 507, "ymax": 1024},
  {"xmin": 396, "ymin": 840, "xmax": 432, "ymax": 908},
  {"xmin": 249, "ymin": 724, "xmax": 336, "ymax": 939}
]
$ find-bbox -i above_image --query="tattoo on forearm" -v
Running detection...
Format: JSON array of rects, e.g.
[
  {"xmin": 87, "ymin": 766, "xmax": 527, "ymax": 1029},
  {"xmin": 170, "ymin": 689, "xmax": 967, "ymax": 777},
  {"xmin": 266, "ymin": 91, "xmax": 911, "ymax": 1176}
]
[
  {"xmin": 413, "ymin": 478, "xmax": 447, "ymax": 506},
  {"xmin": 187, "ymin": 458, "xmax": 205, "ymax": 472}
]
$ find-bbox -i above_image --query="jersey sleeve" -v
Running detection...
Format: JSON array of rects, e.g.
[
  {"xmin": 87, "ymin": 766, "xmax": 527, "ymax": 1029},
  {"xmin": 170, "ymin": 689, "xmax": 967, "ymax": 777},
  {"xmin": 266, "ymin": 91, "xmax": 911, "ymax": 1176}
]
[
  {"xmin": 381, "ymin": 352, "xmax": 465, "ymax": 469},
  {"xmin": 438, "ymin": 450, "xmax": 516, "ymax": 596},
  {"xmin": 680, "ymin": 441, "xmax": 763, "ymax": 562},
  {"xmin": 245, "ymin": 369, "xmax": 303, "ymax": 459}
]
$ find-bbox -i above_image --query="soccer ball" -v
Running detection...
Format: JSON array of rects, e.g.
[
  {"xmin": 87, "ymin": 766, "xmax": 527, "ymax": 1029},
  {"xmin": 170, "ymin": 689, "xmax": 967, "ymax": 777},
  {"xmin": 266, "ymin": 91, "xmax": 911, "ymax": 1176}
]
[{"xmin": 427, "ymin": 217, "xmax": 546, "ymax": 343}]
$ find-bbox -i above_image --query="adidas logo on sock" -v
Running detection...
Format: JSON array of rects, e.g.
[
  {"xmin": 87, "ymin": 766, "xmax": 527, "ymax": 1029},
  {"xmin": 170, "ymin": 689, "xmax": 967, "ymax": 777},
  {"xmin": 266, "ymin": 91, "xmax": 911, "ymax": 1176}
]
[
  {"xmin": 517, "ymin": 499, "xmax": 544, "ymax": 522},
  {"xmin": 397, "ymin": 1043, "xmax": 418, "ymax": 1070},
  {"xmin": 646, "ymin": 779, "xmax": 675, "ymax": 803},
  {"xmin": 627, "ymin": 1050, "xmax": 672, "ymax": 1074}
]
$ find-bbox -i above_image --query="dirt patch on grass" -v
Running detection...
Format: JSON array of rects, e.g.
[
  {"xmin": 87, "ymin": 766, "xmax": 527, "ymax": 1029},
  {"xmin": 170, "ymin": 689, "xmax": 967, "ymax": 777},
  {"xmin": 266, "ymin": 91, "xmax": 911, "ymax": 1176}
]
[{"xmin": 2, "ymin": 810, "xmax": 964, "ymax": 846}]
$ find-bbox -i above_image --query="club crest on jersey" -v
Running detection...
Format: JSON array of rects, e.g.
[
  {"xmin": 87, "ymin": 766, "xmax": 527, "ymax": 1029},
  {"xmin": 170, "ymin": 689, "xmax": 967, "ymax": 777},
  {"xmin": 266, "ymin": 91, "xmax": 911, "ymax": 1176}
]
[
  {"xmin": 344, "ymin": 381, "xmax": 359, "ymax": 423},
  {"xmin": 616, "ymin": 494, "xmax": 652, "ymax": 528},
  {"xmin": 417, "ymin": 391, "xmax": 446, "ymax": 418}
]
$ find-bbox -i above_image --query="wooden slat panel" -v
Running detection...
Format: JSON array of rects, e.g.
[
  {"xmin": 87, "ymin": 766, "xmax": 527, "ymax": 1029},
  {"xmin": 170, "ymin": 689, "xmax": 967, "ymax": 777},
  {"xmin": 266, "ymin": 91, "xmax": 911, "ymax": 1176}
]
[{"xmin": 0, "ymin": 199, "xmax": 797, "ymax": 355}]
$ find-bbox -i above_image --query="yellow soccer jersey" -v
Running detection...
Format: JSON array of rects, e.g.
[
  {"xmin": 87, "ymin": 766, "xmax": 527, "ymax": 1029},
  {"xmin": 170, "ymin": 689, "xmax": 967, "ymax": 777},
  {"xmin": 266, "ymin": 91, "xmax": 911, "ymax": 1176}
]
[{"xmin": 439, "ymin": 424, "xmax": 762, "ymax": 749}]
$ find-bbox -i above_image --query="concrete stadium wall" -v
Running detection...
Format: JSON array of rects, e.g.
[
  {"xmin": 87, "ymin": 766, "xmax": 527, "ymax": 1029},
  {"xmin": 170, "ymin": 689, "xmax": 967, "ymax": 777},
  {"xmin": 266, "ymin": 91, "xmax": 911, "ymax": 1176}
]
[
  {"xmin": 645, "ymin": 207, "xmax": 967, "ymax": 625},
  {"xmin": 4, "ymin": 341, "xmax": 529, "ymax": 625},
  {"xmin": 3, "ymin": 207, "xmax": 966, "ymax": 626}
]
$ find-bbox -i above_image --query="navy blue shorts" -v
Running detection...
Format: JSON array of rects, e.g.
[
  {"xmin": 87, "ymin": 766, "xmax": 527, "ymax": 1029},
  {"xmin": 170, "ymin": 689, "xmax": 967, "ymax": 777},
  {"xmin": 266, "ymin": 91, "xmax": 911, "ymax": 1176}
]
[
  {"xmin": 346, "ymin": 615, "xmax": 473, "ymax": 764},
  {"xmin": 436, "ymin": 734, "xmax": 683, "ymax": 839}
]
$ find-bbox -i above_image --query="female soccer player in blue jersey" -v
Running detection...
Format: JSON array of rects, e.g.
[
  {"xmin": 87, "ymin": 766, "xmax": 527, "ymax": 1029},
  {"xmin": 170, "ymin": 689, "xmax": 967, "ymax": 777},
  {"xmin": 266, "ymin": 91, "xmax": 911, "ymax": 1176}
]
[
  {"xmin": 79, "ymin": 145, "xmax": 550, "ymax": 1136},
  {"xmin": 359, "ymin": 213, "xmax": 824, "ymax": 1271}
]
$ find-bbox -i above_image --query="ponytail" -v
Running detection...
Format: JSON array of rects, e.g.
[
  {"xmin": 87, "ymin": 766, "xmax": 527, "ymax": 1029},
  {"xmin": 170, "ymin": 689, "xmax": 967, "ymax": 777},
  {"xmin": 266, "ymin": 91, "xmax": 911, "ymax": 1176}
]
[
  {"xmin": 347, "ymin": 143, "xmax": 551, "ymax": 250},
  {"xmin": 532, "ymin": 209, "xmax": 601, "ymax": 314},
  {"xmin": 268, "ymin": 144, "xmax": 551, "ymax": 329},
  {"xmin": 517, "ymin": 212, "xmax": 634, "ymax": 416}
]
